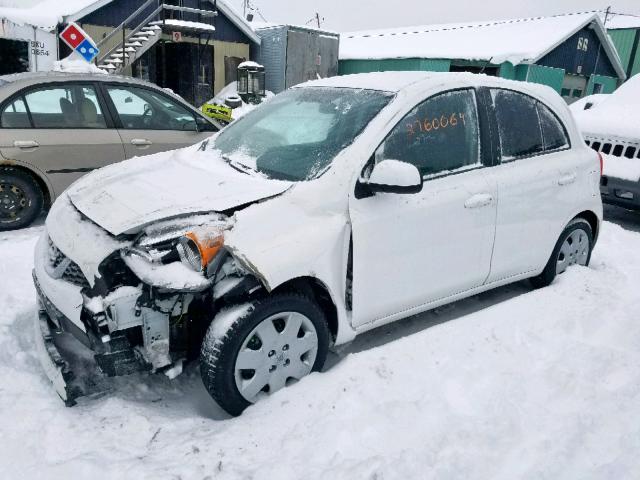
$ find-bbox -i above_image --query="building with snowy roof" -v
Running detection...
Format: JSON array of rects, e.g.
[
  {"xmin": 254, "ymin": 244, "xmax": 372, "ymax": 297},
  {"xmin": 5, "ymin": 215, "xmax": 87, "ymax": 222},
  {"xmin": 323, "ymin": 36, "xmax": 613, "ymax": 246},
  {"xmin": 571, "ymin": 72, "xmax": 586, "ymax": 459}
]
[
  {"xmin": 604, "ymin": 12, "xmax": 640, "ymax": 79},
  {"xmin": 0, "ymin": 0, "xmax": 260, "ymax": 105},
  {"xmin": 339, "ymin": 12, "xmax": 627, "ymax": 103}
]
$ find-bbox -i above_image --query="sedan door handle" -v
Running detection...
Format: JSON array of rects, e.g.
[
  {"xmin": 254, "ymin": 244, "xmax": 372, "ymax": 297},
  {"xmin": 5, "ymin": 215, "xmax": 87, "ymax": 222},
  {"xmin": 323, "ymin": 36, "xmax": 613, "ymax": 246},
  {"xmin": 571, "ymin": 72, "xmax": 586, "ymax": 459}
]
[
  {"xmin": 13, "ymin": 140, "xmax": 39, "ymax": 149},
  {"xmin": 558, "ymin": 172, "xmax": 577, "ymax": 186},
  {"xmin": 131, "ymin": 138, "xmax": 152, "ymax": 146},
  {"xmin": 464, "ymin": 193, "xmax": 494, "ymax": 209}
]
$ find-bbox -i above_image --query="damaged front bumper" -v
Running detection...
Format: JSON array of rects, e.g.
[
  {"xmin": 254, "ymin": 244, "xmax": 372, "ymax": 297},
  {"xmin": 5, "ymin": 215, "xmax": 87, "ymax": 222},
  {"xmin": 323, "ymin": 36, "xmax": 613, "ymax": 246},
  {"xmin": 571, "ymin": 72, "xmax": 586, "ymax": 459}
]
[{"xmin": 33, "ymin": 297, "xmax": 82, "ymax": 406}]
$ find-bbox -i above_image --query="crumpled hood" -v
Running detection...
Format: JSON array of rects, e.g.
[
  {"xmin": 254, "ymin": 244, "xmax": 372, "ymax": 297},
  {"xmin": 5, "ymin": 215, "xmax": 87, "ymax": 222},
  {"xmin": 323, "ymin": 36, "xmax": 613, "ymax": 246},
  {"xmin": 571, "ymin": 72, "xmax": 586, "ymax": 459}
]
[{"xmin": 66, "ymin": 145, "xmax": 292, "ymax": 236}]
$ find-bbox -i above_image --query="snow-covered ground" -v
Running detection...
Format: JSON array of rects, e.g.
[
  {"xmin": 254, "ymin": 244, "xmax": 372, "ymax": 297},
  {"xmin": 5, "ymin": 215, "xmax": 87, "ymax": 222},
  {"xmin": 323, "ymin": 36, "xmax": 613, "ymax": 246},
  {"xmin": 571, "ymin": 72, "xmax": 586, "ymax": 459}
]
[{"xmin": 1, "ymin": 217, "xmax": 639, "ymax": 479}]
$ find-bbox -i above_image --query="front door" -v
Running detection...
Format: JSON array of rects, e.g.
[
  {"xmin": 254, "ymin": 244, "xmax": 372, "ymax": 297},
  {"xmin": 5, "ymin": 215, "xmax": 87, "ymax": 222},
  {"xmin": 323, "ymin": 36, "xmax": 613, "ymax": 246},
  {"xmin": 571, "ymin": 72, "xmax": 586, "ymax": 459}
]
[
  {"xmin": 102, "ymin": 84, "xmax": 211, "ymax": 159},
  {"xmin": 0, "ymin": 83, "xmax": 125, "ymax": 197},
  {"xmin": 349, "ymin": 89, "xmax": 497, "ymax": 327}
]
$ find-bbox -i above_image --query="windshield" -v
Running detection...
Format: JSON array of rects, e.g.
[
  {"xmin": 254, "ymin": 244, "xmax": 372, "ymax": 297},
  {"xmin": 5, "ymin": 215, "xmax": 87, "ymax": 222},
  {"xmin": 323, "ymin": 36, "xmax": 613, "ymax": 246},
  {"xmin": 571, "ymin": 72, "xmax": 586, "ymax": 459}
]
[{"xmin": 213, "ymin": 87, "xmax": 393, "ymax": 181}]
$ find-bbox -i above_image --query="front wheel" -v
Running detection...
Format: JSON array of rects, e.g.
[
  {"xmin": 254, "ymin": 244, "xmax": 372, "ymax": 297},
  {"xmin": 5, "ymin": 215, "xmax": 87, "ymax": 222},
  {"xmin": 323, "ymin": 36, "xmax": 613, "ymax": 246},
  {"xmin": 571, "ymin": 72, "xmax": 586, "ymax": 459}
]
[
  {"xmin": 530, "ymin": 218, "xmax": 593, "ymax": 288},
  {"xmin": 200, "ymin": 292, "xmax": 330, "ymax": 416}
]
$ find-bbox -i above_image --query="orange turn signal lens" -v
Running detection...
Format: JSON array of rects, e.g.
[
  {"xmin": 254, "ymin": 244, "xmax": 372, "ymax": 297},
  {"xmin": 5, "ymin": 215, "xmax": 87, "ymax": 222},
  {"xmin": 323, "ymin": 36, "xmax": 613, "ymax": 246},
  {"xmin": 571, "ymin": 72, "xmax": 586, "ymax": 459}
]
[{"xmin": 177, "ymin": 231, "xmax": 224, "ymax": 272}]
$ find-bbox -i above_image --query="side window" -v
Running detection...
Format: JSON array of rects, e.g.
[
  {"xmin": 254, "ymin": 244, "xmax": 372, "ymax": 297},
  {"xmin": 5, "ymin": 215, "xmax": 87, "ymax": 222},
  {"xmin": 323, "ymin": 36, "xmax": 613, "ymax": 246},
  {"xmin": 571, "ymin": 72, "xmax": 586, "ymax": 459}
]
[
  {"xmin": 106, "ymin": 86, "xmax": 196, "ymax": 131},
  {"xmin": 23, "ymin": 85, "xmax": 107, "ymax": 129},
  {"xmin": 491, "ymin": 89, "xmax": 543, "ymax": 160},
  {"xmin": 537, "ymin": 102, "xmax": 569, "ymax": 151},
  {"xmin": 376, "ymin": 89, "xmax": 481, "ymax": 177},
  {"xmin": 1, "ymin": 97, "xmax": 30, "ymax": 128}
]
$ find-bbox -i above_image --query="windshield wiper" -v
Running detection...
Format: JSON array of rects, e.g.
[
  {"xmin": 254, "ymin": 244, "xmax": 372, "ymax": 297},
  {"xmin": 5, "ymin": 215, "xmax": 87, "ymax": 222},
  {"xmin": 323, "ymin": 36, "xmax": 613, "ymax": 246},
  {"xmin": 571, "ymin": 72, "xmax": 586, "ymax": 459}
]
[{"xmin": 222, "ymin": 154, "xmax": 254, "ymax": 176}]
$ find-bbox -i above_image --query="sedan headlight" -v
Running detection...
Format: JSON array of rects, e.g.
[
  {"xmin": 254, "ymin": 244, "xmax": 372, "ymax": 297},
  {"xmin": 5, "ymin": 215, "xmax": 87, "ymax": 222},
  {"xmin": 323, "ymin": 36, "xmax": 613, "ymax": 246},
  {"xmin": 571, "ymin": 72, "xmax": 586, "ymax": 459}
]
[{"xmin": 176, "ymin": 230, "xmax": 224, "ymax": 272}]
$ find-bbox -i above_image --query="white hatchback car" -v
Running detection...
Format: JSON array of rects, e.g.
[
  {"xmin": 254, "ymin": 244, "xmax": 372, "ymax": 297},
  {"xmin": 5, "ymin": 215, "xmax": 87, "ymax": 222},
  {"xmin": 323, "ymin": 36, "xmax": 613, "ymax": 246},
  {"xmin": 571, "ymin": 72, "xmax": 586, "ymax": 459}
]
[{"xmin": 34, "ymin": 72, "xmax": 602, "ymax": 415}]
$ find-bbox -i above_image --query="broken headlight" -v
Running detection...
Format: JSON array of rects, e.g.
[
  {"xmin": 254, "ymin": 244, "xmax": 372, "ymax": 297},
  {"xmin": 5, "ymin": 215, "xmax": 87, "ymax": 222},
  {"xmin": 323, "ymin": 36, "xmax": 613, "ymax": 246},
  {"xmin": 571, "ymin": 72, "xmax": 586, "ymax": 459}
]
[{"xmin": 176, "ymin": 230, "xmax": 224, "ymax": 273}]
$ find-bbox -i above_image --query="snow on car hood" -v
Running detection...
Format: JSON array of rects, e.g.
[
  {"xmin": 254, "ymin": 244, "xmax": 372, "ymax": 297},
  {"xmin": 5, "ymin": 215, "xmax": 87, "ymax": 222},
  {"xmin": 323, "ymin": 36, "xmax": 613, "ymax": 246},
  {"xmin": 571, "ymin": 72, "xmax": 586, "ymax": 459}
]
[{"xmin": 66, "ymin": 145, "xmax": 293, "ymax": 236}]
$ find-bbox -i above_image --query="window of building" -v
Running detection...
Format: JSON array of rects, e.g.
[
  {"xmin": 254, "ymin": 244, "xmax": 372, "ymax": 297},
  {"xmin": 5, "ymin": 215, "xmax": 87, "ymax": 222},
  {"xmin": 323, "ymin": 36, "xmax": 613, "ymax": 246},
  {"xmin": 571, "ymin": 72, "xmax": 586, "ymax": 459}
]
[
  {"xmin": 23, "ymin": 85, "xmax": 107, "ymax": 129},
  {"xmin": 375, "ymin": 89, "xmax": 481, "ymax": 177},
  {"xmin": 0, "ymin": 97, "xmax": 30, "ymax": 128}
]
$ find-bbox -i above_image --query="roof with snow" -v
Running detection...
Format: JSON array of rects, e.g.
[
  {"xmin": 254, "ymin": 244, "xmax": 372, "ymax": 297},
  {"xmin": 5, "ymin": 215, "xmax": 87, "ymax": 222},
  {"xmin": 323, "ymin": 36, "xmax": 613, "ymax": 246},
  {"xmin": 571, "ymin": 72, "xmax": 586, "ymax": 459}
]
[
  {"xmin": 340, "ymin": 12, "xmax": 625, "ymax": 78},
  {"xmin": 0, "ymin": 0, "xmax": 258, "ymax": 43},
  {"xmin": 601, "ymin": 12, "xmax": 640, "ymax": 30}
]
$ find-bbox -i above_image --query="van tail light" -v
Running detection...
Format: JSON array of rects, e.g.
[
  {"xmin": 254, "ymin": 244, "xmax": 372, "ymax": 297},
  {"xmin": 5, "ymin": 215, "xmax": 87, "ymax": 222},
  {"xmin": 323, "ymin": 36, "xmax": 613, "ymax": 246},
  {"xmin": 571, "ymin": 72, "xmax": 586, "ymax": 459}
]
[{"xmin": 597, "ymin": 152, "xmax": 603, "ymax": 176}]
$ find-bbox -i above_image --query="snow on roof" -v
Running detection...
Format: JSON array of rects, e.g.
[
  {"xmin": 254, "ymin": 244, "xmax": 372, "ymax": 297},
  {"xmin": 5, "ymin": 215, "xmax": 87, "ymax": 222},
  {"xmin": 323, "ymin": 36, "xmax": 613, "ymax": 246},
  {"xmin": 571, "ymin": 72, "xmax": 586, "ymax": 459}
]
[
  {"xmin": 340, "ymin": 12, "xmax": 623, "ymax": 76},
  {"xmin": 602, "ymin": 12, "xmax": 640, "ymax": 30},
  {"xmin": 150, "ymin": 19, "xmax": 216, "ymax": 32},
  {"xmin": 0, "ymin": 0, "xmax": 104, "ymax": 30},
  {"xmin": 250, "ymin": 21, "xmax": 339, "ymax": 36},
  {"xmin": 572, "ymin": 73, "xmax": 640, "ymax": 139}
]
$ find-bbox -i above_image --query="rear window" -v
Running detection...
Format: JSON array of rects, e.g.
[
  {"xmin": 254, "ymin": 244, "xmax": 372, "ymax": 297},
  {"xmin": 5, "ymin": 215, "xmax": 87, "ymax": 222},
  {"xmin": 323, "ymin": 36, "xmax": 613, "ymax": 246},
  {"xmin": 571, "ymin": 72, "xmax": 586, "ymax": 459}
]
[{"xmin": 491, "ymin": 89, "xmax": 569, "ymax": 161}]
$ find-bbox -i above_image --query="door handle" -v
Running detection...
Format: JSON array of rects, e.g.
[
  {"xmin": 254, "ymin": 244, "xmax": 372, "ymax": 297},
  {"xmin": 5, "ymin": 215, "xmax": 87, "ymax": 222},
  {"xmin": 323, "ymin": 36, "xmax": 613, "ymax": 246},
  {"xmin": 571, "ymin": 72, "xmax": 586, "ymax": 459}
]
[
  {"xmin": 13, "ymin": 140, "xmax": 39, "ymax": 149},
  {"xmin": 131, "ymin": 138, "xmax": 152, "ymax": 147},
  {"xmin": 558, "ymin": 172, "xmax": 577, "ymax": 186},
  {"xmin": 464, "ymin": 193, "xmax": 493, "ymax": 209}
]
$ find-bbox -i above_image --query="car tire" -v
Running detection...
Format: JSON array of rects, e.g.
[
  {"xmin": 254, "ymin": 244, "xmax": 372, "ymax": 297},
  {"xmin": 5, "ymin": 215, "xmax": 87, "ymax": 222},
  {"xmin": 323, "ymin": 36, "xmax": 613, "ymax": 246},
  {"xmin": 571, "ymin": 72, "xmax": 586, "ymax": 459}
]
[
  {"xmin": 200, "ymin": 292, "xmax": 330, "ymax": 416},
  {"xmin": 0, "ymin": 167, "xmax": 44, "ymax": 231},
  {"xmin": 530, "ymin": 218, "xmax": 594, "ymax": 289}
]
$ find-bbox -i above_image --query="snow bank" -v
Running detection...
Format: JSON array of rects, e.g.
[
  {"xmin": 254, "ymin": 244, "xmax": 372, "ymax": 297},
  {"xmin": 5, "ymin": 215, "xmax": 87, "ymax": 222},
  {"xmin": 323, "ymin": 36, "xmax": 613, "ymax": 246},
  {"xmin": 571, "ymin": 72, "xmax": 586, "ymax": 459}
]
[
  {"xmin": 204, "ymin": 82, "xmax": 274, "ymax": 121},
  {"xmin": 2, "ymin": 219, "xmax": 640, "ymax": 478}
]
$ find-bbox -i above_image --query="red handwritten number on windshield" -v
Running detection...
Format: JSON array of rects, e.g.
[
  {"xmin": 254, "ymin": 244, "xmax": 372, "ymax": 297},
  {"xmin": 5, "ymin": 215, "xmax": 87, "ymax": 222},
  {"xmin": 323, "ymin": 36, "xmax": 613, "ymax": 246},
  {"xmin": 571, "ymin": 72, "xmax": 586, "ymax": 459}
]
[{"xmin": 407, "ymin": 112, "xmax": 466, "ymax": 139}]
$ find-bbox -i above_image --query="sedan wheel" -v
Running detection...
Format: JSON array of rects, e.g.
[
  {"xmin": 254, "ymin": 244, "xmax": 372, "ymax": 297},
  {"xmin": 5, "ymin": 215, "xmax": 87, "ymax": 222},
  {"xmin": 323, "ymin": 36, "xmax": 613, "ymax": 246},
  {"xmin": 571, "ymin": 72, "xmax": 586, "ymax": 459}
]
[{"xmin": 0, "ymin": 168, "xmax": 44, "ymax": 231}]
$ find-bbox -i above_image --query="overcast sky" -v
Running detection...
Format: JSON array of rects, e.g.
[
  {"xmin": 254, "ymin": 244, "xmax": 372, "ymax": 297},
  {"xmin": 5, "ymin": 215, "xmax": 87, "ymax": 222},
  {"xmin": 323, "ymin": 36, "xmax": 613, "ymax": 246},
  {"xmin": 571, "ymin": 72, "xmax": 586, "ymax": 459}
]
[
  {"xmin": 2, "ymin": 0, "xmax": 640, "ymax": 32},
  {"xmin": 229, "ymin": 0, "xmax": 640, "ymax": 31}
]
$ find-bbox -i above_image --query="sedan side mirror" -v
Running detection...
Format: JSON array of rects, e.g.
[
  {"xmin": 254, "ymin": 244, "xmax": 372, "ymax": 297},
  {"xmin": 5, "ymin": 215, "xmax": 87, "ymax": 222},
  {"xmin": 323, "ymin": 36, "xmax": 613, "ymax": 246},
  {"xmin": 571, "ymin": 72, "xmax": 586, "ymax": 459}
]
[{"xmin": 365, "ymin": 159, "xmax": 423, "ymax": 194}]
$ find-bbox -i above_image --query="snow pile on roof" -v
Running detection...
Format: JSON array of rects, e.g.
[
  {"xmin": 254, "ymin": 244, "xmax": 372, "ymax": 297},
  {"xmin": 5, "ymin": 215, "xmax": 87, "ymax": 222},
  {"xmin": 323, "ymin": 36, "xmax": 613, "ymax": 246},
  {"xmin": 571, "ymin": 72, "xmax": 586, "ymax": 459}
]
[
  {"xmin": 238, "ymin": 60, "xmax": 263, "ymax": 69},
  {"xmin": 52, "ymin": 53, "xmax": 107, "ymax": 74},
  {"xmin": 151, "ymin": 19, "xmax": 216, "ymax": 32},
  {"xmin": 341, "ymin": 12, "xmax": 605, "ymax": 65},
  {"xmin": 602, "ymin": 11, "xmax": 640, "ymax": 30},
  {"xmin": 250, "ymin": 21, "xmax": 339, "ymax": 35},
  {"xmin": 572, "ymin": 73, "xmax": 640, "ymax": 139},
  {"xmin": 0, "ymin": 0, "xmax": 98, "ymax": 30}
]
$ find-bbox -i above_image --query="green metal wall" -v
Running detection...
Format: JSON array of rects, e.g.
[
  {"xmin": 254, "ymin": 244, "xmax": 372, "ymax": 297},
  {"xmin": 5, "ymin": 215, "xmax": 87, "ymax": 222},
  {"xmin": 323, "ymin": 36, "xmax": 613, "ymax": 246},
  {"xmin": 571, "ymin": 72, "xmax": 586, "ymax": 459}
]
[
  {"xmin": 608, "ymin": 28, "xmax": 640, "ymax": 77},
  {"xmin": 499, "ymin": 63, "xmax": 529, "ymax": 81},
  {"xmin": 520, "ymin": 65, "xmax": 565, "ymax": 92},
  {"xmin": 609, "ymin": 29, "xmax": 635, "ymax": 73},
  {"xmin": 586, "ymin": 74, "xmax": 619, "ymax": 94},
  {"xmin": 338, "ymin": 58, "xmax": 451, "ymax": 75}
]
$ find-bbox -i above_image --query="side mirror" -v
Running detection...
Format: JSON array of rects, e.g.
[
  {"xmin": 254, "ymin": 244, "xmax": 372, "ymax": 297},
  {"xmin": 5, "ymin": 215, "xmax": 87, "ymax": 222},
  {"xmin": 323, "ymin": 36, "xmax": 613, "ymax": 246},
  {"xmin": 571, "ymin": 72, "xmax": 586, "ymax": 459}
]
[
  {"xmin": 366, "ymin": 160, "xmax": 423, "ymax": 194},
  {"xmin": 194, "ymin": 115, "xmax": 218, "ymax": 132}
]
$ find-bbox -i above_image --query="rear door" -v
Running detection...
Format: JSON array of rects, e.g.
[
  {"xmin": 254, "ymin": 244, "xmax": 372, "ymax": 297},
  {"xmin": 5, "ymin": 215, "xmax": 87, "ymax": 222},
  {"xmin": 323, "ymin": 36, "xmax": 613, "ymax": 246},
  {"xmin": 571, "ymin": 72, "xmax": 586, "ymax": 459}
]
[
  {"xmin": 101, "ymin": 84, "xmax": 213, "ymax": 158},
  {"xmin": 484, "ymin": 88, "xmax": 581, "ymax": 282},
  {"xmin": 0, "ymin": 82, "xmax": 125, "ymax": 197}
]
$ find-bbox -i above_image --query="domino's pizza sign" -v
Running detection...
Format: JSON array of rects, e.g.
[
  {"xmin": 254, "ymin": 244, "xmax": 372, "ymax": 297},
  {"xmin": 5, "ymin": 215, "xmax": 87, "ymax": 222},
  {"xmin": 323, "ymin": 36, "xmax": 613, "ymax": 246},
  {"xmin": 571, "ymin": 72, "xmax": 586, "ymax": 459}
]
[{"xmin": 60, "ymin": 23, "xmax": 100, "ymax": 63}]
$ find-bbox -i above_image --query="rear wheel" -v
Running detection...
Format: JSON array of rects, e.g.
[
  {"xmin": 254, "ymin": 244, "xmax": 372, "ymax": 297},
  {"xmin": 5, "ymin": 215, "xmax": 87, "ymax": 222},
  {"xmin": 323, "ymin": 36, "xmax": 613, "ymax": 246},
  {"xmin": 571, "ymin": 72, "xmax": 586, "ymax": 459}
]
[
  {"xmin": 200, "ymin": 292, "xmax": 330, "ymax": 416},
  {"xmin": 0, "ymin": 168, "xmax": 43, "ymax": 231},
  {"xmin": 530, "ymin": 218, "xmax": 593, "ymax": 288}
]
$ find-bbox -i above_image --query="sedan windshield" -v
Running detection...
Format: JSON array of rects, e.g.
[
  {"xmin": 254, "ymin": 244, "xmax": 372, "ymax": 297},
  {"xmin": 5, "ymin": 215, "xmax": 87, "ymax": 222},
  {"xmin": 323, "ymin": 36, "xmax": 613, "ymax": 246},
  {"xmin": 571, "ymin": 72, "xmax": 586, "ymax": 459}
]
[{"xmin": 213, "ymin": 87, "xmax": 393, "ymax": 181}]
